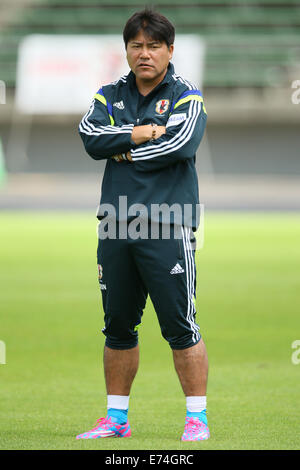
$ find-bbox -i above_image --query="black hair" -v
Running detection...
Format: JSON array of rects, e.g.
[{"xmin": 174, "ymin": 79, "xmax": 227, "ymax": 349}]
[{"xmin": 123, "ymin": 8, "xmax": 175, "ymax": 48}]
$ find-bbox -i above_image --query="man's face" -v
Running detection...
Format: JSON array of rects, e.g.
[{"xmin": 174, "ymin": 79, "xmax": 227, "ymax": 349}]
[{"xmin": 126, "ymin": 30, "xmax": 173, "ymax": 85}]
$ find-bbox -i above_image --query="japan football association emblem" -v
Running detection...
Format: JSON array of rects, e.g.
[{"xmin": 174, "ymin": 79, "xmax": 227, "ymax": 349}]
[
  {"xmin": 98, "ymin": 264, "xmax": 103, "ymax": 280},
  {"xmin": 155, "ymin": 99, "xmax": 169, "ymax": 115}
]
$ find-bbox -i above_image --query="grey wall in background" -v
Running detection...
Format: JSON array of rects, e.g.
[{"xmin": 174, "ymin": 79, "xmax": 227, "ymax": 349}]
[{"xmin": 0, "ymin": 122, "xmax": 299, "ymax": 175}]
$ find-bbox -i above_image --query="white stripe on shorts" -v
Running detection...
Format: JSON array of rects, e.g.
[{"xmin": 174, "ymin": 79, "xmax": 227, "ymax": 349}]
[{"xmin": 181, "ymin": 227, "xmax": 200, "ymax": 343}]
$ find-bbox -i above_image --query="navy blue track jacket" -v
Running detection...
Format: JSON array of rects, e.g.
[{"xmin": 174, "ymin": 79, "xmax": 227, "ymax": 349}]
[{"xmin": 79, "ymin": 62, "xmax": 207, "ymax": 230}]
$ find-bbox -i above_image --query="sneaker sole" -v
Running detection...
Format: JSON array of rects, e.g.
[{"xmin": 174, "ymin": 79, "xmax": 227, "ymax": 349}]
[
  {"xmin": 76, "ymin": 430, "xmax": 131, "ymax": 439},
  {"xmin": 181, "ymin": 434, "xmax": 210, "ymax": 441}
]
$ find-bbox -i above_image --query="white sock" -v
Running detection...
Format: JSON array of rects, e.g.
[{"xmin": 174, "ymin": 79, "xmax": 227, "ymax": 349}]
[
  {"xmin": 186, "ymin": 396, "xmax": 207, "ymax": 413},
  {"xmin": 107, "ymin": 395, "xmax": 129, "ymax": 410}
]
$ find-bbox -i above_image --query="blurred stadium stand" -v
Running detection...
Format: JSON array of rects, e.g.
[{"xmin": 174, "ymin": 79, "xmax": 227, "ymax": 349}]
[
  {"xmin": 1, "ymin": 0, "xmax": 300, "ymax": 88},
  {"xmin": 0, "ymin": 0, "xmax": 299, "ymax": 209}
]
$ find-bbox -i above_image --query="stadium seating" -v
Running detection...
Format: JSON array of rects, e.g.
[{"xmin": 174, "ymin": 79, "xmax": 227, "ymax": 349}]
[{"xmin": 0, "ymin": 0, "xmax": 300, "ymax": 88}]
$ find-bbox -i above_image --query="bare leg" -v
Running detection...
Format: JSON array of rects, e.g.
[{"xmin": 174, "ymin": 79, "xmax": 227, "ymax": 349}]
[
  {"xmin": 172, "ymin": 338, "xmax": 208, "ymax": 396},
  {"xmin": 103, "ymin": 345, "xmax": 139, "ymax": 395}
]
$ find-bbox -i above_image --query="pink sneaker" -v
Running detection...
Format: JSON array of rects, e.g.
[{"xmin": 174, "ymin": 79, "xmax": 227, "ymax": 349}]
[
  {"xmin": 76, "ymin": 416, "xmax": 131, "ymax": 439},
  {"xmin": 181, "ymin": 417, "xmax": 210, "ymax": 441}
]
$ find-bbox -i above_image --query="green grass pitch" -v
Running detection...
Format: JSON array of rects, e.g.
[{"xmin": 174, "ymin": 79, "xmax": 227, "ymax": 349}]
[{"xmin": 0, "ymin": 211, "xmax": 299, "ymax": 450}]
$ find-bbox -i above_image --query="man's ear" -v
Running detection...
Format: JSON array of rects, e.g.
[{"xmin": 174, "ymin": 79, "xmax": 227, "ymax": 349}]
[{"xmin": 169, "ymin": 44, "xmax": 174, "ymax": 61}]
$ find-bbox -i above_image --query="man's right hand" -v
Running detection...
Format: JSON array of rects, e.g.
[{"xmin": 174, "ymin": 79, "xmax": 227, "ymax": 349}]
[{"xmin": 131, "ymin": 125, "xmax": 166, "ymax": 145}]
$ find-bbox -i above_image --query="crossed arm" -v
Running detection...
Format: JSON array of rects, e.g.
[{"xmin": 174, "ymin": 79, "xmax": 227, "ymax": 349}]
[
  {"xmin": 79, "ymin": 92, "xmax": 206, "ymax": 169},
  {"xmin": 113, "ymin": 125, "xmax": 166, "ymax": 162}
]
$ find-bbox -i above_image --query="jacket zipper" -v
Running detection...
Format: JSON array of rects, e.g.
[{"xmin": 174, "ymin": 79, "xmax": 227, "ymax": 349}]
[{"xmin": 135, "ymin": 81, "xmax": 168, "ymax": 125}]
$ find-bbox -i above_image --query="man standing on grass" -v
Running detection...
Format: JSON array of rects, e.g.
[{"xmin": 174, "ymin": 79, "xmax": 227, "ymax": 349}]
[{"xmin": 76, "ymin": 8, "xmax": 209, "ymax": 441}]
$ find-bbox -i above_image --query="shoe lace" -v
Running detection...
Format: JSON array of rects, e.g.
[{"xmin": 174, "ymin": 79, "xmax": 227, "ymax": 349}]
[
  {"xmin": 91, "ymin": 417, "xmax": 112, "ymax": 431},
  {"xmin": 184, "ymin": 417, "xmax": 205, "ymax": 434}
]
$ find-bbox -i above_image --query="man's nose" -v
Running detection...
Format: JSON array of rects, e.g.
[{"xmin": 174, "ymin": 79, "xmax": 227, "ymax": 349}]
[{"xmin": 140, "ymin": 47, "xmax": 151, "ymax": 59}]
